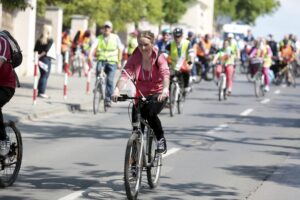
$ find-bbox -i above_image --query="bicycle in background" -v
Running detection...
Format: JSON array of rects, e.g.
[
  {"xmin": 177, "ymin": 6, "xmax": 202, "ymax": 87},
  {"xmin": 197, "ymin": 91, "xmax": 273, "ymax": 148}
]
[
  {"xmin": 274, "ymin": 58, "xmax": 296, "ymax": 87},
  {"xmin": 251, "ymin": 58, "xmax": 266, "ymax": 98},
  {"xmin": 70, "ymin": 45, "xmax": 85, "ymax": 77},
  {"xmin": 169, "ymin": 70, "xmax": 184, "ymax": 117},
  {"xmin": 215, "ymin": 64, "xmax": 227, "ymax": 101},
  {"xmin": 93, "ymin": 65, "xmax": 107, "ymax": 114},
  {"xmin": 117, "ymin": 94, "xmax": 162, "ymax": 200},
  {"xmin": 0, "ymin": 121, "xmax": 22, "ymax": 187}
]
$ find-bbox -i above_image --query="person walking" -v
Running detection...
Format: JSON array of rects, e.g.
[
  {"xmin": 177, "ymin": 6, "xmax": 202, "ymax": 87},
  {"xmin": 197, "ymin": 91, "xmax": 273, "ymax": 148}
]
[
  {"xmin": 34, "ymin": 24, "xmax": 54, "ymax": 99},
  {"xmin": 89, "ymin": 21, "xmax": 123, "ymax": 107}
]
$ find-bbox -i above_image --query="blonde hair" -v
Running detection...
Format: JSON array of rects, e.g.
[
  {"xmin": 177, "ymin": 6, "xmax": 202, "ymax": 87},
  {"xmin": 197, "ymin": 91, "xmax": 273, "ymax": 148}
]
[
  {"xmin": 40, "ymin": 25, "xmax": 52, "ymax": 45},
  {"xmin": 138, "ymin": 30, "xmax": 155, "ymax": 44}
]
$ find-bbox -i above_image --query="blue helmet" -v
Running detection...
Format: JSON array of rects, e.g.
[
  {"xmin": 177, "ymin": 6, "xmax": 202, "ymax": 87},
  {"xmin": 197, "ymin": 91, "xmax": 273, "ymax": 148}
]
[{"xmin": 162, "ymin": 28, "xmax": 171, "ymax": 35}]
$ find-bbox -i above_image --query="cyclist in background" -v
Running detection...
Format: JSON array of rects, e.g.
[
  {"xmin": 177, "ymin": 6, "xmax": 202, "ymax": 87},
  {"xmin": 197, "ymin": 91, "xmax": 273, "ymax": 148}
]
[
  {"xmin": 278, "ymin": 38, "xmax": 295, "ymax": 84},
  {"xmin": 155, "ymin": 28, "xmax": 171, "ymax": 54},
  {"xmin": 89, "ymin": 21, "xmax": 123, "ymax": 107},
  {"xmin": 61, "ymin": 29, "xmax": 72, "ymax": 75},
  {"xmin": 122, "ymin": 30, "xmax": 138, "ymax": 66},
  {"xmin": 112, "ymin": 30, "xmax": 170, "ymax": 153},
  {"xmin": 187, "ymin": 31, "xmax": 199, "ymax": 81},
  {"xmin": 166, "ymin": 27, "xmax": 194, "ymax": 96},
  {"xmin": 249, "ymin": 38, "xmax": 273, "ymax": 92},
  {"xmin": 212, "ymin": 39, "xmax": 235, "ymax": 95},
  {"xmin": 194, "ymin": 34, "xmax": 212, "ymax": 80}
]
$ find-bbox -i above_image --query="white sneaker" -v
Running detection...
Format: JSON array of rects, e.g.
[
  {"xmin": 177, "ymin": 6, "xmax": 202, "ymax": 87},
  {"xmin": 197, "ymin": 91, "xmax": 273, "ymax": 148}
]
[
  {"xmin": 0, "ymin": 137, "xmax": 11, "ymax": 156},
  {"xmin": 184, "ymin": 87, "xmax": 191, "ymax": 93},
  {"xmin": 264, "ymin": 85, "xmax": 270, "ymax": 92}
]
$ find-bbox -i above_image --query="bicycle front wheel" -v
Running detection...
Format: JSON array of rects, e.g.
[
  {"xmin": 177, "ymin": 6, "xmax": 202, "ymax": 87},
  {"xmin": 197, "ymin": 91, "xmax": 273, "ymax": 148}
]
[
  {"xmin": 0, "ymin": 121, "xmax": 23, "ymax": 187},
  {"xmin": 169, "ymin": 82, "xmax": 177, "ymax": 117},
  {"xmin": 146, "ymin": 130, "xmax": 162, "ymax": 188},
  {"xmin": 254, "ymin": 73, "xmax": 263, "ymax": 97},
  {"xmin": 93, "ymin": 80, "xmax": 104, "ymax": 114},
  {"xmin": 218, "ymin": 75, "xmax": 225, "ymax": 101},
  {"xmin": 124, "ymin": 133, "xmax": 143, "ymax": 200}
]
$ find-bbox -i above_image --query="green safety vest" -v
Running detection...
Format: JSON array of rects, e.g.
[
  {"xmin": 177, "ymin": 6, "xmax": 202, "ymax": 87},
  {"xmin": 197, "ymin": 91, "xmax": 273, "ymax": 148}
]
[
  {"xmin": 97, "ymin": 34, "xmax": 119, "ymax": 63},
  {"xmin": 170, "ymin": 39, "xmax": 190, "ymax": 70},
  {"xmin": 127, "ymin": 36, "xmax": 138, "ymax": 55},
  {"xmin": 217, "ymin": 47, "xmax": 234, "ymax": 66}
]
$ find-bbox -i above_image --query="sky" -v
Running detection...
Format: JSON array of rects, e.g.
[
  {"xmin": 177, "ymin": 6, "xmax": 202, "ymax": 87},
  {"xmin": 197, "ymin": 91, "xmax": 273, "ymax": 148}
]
[{"xmin": 252, "ymin": 0, "xmax": 299, "ymax": 41}]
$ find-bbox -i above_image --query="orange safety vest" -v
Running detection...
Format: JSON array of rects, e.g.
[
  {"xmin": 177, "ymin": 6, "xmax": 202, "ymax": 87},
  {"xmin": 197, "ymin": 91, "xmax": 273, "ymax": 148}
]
[
  {"xmin": 196, "ymin": 39, "xmax": 211, "ymax": 57},
  {"xmin": 61, "ymin": 34, "xmax": 71, "ymax": 53},
  {"xmin": 281, "ymin": 45, "xmax": 294, "ymax": 60}
]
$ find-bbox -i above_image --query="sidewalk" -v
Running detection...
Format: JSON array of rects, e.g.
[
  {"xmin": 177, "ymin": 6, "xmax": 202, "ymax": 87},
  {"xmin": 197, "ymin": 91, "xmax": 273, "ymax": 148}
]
[{"xmin": 3, "ymin": 72, "xmax": 105, "ymax": 123}]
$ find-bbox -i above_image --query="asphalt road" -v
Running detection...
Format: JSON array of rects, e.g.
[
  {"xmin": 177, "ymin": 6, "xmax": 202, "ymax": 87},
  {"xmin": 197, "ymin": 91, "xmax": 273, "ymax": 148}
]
[{"xmin": 1, "ymin": 73, "xmax": 300, "ymax": 200}]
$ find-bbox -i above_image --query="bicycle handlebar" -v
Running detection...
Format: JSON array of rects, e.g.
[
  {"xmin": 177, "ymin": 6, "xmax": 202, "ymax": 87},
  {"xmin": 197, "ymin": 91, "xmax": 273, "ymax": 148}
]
[{"xmin": 117, "ymin": 94, "xmax": 159, "ymax": 103}]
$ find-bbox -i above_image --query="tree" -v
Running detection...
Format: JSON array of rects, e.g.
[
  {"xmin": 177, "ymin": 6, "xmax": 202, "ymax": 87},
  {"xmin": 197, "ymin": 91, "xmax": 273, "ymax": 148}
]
[
  {"xmin": 162, "ymin": 0, "xmax": 195, "ymax": 24},
  {"xmin": 0, "ymin": 0, "xmax": 30, "ymax": 10},
  {"xmin": 214, "ymin": 0, "xmax": 280, "ymax": 24}
]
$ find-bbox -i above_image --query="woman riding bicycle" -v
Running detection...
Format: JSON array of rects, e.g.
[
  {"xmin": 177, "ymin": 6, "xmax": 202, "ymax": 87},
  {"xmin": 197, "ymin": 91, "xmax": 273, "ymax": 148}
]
[
  {"xmin": 249, "ymin": 38, "xmax": 273, "ymax": 92},
  {"xmin": 112, "ymin": 30, "xmax": 170, "ymax": 154},
  {"xmin": 212, "ymin": 39, "xmax": 235, "ymax": 95}
]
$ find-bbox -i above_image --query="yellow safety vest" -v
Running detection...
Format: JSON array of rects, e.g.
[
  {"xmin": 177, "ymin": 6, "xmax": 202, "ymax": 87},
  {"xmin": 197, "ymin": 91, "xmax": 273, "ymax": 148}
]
[
  {"xmin": 170, "ymin": 39, "xmax": 190, "ymax": 70},
  {"xmin": 97, "ymin": 34, "xmax": 119, "ymax": 63},
  {"xmin": 127, "ymin": 36, "xmax": 138, "ymax": 55}
]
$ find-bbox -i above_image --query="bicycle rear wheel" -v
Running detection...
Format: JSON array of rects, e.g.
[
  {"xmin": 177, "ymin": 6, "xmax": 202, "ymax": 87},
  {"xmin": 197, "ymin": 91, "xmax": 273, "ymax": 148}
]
[
  {"xmin": 124, "ymin": 133, "xmax": 143, "ymax": 200},
  {"xmin": 169, "ymin": 82, "xmax": 177, "ymax": 117},
  {"xmin": 146, "ymin": 130, "xmax": 162, "ymax": 188},
  {"xmin": 0, "ymin": 121, "xmax": 22, "ymax": 187},
  {"xmin": 93, "ymin": 79, "xmax": 105, "ymax": 114}
]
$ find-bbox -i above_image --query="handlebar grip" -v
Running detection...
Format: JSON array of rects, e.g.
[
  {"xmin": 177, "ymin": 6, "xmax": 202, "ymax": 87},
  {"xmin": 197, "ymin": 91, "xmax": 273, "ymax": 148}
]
[{"xmin": 117, "ymin": 94, "xmax": 129, "ymax": 101}]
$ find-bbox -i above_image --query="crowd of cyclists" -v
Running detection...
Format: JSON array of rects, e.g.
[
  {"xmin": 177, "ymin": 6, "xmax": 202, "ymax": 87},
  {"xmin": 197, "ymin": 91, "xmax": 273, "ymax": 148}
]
[{"xmin": 59, "ymin": 21, "xmax": 300, "ymax": 154}]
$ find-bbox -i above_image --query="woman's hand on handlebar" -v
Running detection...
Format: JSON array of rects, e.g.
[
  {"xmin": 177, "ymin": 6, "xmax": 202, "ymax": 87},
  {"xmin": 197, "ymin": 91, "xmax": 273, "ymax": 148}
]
[
  {"xmin": 112, "ymin": 87, "xmax": 120, "ymax": 102},
  {"xmin": 158, "ymin": 88, "xmax": 169, "ymax": 102}
]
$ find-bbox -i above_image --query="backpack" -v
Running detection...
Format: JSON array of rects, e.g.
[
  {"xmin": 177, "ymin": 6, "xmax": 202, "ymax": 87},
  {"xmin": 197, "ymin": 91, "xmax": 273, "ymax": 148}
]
[{"xmin": 0, "ymin": 30, "xmax": 23, "ymax": 68}]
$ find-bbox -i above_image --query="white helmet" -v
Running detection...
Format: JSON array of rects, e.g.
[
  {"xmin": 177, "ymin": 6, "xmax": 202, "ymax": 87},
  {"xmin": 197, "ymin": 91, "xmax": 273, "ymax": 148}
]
[{"xmin": 228, "ymin": 33, "xmax": 234, "ymax": 38}]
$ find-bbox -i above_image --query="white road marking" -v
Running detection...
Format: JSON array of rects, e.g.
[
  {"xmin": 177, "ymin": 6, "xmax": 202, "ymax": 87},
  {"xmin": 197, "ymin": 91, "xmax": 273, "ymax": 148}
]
[
  {"xmin": 240, "ymin": 108, "xmax": 254, "ymax": 116},
  {"xmin": 58, "ymin": 147, "xmax": 181, "ymax": 200},
  {"xmin": 213, "ymin": 124, "xmax": 228, "ymax": 131},
  {"xmin": 274, "ymin": 90, "xmax": 281, "ymax": 94},
  {"xmin": 58, "ymin": 191, "xmax": 83, "ymax": 200},
  {"xmin": 281, "ymin": 84, "xmax": 287, "ymax": 88},
  {"xmin": 163, "ymin": 147, "xmax": 181, "ymax": 158},
  {"xmin": 260, "ymin": 98, "xmax": 270, "ymax": 104}
]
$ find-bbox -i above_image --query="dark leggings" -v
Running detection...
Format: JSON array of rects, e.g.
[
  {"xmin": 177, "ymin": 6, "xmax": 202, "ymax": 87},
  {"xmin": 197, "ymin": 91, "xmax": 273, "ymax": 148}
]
[
  {"xmin": 132, "ymin": 94, "xmax": 167, "ymax": 141},
  {"xmin": 0, "ymin": 87, "xmax": 15, "ymax": 140}
]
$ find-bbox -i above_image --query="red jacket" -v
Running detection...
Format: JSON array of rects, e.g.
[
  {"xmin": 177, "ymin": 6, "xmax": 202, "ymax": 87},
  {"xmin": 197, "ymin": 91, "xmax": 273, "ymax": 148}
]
[
  {"xmin": 122, "ymin": 47, "xmax": 170, "ymax": 97},
  {"xmin": 0, "ymin": 36, "xmax": 16, "ymax": 88}
]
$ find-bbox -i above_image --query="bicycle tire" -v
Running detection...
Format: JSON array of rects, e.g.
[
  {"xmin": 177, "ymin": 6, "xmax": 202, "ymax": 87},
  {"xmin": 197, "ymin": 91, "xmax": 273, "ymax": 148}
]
[
  {"xmin": 124, "ymin": 133, "xmax": 143, "ymax": 200},
  {"xmin": 169, "ymin": 82, "xmax": 177, "ymax": 117},
  {"xmin": 218, "ymin": 75, "xmax": 224, "ymax": 101},
  {"xmin": 93, "ymin": 79, "xmax": 104, "ymax": 114},
  {"xmin": 0, "ymin": 121, "xmax": 22, "ymax": 187},
  {"xmin": 146, "ymin": 130, "xmax": 162, "ymax": 189},
  {"xmin": 177, "ymin": 92, "xmax": 183, "ymax": 114},
  {"xmin": 194, "ymin": 62, "xmax": 203, "ymax": 84},
  {"xmin": 254, "ymin": 73, "xmax": 263, "ymax": 97},
  {"xmin": 101, "ymin": 81, "xmax": 107, "ymax": 112}
]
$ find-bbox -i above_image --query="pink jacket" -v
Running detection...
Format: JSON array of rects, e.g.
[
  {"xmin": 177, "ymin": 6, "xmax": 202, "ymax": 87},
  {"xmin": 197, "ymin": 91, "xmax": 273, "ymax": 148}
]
[{"xmin": 122, "ymin": 47, "xmax": 170, "ymax": 97}]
